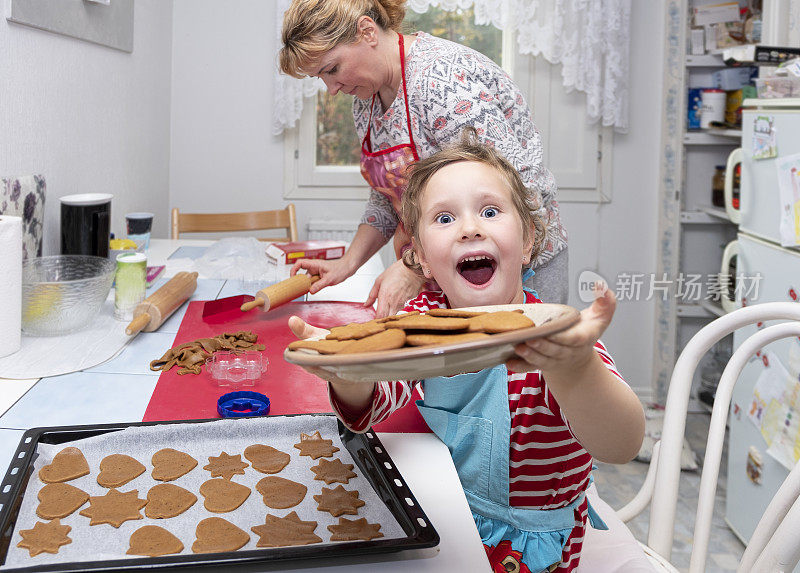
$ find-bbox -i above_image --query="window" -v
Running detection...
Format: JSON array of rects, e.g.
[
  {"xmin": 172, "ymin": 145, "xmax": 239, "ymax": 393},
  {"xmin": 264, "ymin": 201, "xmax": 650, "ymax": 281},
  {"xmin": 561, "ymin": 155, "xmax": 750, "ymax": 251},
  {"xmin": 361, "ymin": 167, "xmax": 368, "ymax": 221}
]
[{"xmin": 283, "ymin": 6, "xmax": 610, "ymax": 202}]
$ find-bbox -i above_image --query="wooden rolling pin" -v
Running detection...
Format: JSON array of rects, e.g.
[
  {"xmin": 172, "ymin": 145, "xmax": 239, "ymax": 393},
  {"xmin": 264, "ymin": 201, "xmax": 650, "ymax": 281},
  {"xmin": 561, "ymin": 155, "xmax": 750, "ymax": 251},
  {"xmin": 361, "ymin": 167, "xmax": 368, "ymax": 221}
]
[
  {"xmin": 240, "ymin": 274, "xmax": 320, "ymax": 312},
  {"xmin": 125, "ymin": 271, "xmax": 199, "ymax": 335}
]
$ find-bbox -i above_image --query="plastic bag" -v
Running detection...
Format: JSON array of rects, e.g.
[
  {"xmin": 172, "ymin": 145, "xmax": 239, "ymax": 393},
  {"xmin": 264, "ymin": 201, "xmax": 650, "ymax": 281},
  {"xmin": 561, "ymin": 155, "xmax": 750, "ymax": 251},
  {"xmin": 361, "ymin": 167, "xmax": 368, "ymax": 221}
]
[{"xmin": 194, "ymin": 238, "xmax": 275, "ymax": 281}]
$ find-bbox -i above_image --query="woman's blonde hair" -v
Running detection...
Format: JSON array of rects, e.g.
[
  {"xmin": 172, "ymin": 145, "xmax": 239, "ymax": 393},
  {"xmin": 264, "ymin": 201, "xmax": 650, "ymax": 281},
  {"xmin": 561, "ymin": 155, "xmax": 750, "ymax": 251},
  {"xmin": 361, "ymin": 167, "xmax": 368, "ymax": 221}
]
[
  {"xmin": 401, "ymin": 127, "xmax": 545, "ymax": 276},
  {"xmin": 280, "ymin": 0, "xmax": 407, "ymax": 78}
]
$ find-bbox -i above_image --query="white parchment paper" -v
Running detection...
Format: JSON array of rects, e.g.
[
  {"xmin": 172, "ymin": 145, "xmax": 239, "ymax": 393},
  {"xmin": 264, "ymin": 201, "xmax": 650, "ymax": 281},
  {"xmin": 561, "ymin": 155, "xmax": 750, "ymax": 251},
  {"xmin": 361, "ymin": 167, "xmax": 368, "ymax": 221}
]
[{"xmin": 2, "ymin": 415, "xmax": 404, "ymax": 568}]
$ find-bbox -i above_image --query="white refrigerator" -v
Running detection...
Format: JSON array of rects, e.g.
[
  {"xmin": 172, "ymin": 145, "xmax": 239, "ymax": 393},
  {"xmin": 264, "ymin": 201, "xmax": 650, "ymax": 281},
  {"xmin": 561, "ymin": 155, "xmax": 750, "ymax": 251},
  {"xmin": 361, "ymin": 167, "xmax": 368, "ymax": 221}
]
[{"xmin": 722, "ymin": 99, "xmax": 800, "ymax": 549}]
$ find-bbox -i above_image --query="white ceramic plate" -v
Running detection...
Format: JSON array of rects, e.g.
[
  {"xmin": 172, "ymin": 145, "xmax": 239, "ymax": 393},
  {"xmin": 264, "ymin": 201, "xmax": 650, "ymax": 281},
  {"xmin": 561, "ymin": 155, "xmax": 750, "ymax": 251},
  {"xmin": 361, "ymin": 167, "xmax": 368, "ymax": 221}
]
[{"xmin": 283, "ymin": 303, "xmax": 580, "ymax": 382}]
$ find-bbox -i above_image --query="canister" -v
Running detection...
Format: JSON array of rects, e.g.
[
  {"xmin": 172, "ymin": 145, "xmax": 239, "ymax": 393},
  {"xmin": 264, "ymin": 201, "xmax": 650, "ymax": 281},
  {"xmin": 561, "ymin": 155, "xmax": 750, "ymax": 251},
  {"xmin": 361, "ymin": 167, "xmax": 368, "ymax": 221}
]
[
  {"xmin": 114, "ymin": 252, "xmax": 147, "ymax": 320},
  {"xmin": 700, "ymin": 89, "xmax": 726, "ymax": 128}
]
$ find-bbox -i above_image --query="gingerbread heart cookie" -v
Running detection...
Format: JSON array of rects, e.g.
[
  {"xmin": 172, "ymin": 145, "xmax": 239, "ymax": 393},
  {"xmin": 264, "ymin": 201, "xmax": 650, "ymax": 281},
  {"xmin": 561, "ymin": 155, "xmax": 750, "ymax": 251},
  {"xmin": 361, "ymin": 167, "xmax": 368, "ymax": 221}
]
[
  {"xmin": 310, "ymin": 458, "xmax": 357, "ymax": 484},
  {"xmin": 199, "ymin": 478, "xmax": 251, "ymax": 513},
  {"xmin": 325, "ymin": 320, "xmax": 385, "ymax": 341},
  {"xmin": 203, "ymin": 451, "xmax": 248, "ymax": 480},
  {"xmin": 36, "ymin": 483, "xmax": 89, "ymax": 519},
  {"xmin": 38, "ymin": 447, "xmax": 90, "ymax": 484},
  {"xmin": 405, "ymin": 332, "xmax": 490, "ymax": 347},
  {"xmin": 127, "ymin": 525, "xmax": 184, "ymax": 557},
  {"xmin": 313, "ymin": 485, "xmax": 365, "ymax": 517},
  {"xmin": 251, "ymin": 511, "xmax": 322, "ymax": 547},
  {"xmin": 328, "ymin": 517, "xmax": 384, "ymax": 541},
  {"xmin": 255, "ymin": 476, "xmax": 307, "ymax": 509},
  {"xmin": 244, "ymin": 444, "xmax": 291, "ymax": 474},
  {"xmin": 17, "ymin": 519, "xmax": 72, "ymax": 556},
  {"xmin": 293, "ymin": 431, "xmax": 339, "ymax": 459},
  {"xmin": 97, "ymin": 454, "xmax": 146, "ymax": 488},
  {"xmin": 467, "ymin": 311, "xmax": 535, "ymax": 333},
  {"xmin": 192, "ymin": 517, "xmax": 249, "ymax": 554},
  {"xmin": 145, "ymin": 483, "xmax": 197, "ymax": 518},
  {"xmin": 336, "ymin": 328, "xmax": 406, "ymax": 354},
  {"xmin": 151, "ymin": 448, "xmax": 198, "ymax": 481},
  {"xmin": 79, "ymin": 488, "xmax": 147, "ymax": 528},
  {"xmin": 287, "ymin": 339, "xmax": 354, "ymax": 354}
]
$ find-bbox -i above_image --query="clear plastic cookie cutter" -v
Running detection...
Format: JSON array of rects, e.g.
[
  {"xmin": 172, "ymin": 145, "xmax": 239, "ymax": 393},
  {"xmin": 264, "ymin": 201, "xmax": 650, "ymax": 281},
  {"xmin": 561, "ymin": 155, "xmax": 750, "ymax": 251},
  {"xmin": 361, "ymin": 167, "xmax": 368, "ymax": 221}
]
[{"xmin": 206, "ymin": 351, "xmax": 268, "ymax": 387}]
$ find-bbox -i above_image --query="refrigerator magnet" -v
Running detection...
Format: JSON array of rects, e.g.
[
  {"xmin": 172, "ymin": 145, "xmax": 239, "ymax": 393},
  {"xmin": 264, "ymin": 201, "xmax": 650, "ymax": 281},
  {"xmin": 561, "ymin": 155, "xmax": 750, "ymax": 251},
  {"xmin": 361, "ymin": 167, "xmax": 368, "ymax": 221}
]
[{"xmin": 752, "ymin": 115, "xmax": 777, "ymax": 160}]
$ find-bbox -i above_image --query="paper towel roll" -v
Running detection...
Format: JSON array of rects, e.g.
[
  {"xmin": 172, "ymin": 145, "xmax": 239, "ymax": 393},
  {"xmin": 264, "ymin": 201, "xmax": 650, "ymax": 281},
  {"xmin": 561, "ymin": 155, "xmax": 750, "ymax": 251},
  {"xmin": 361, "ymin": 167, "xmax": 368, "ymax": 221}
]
[{"xmin": 0, "ymin": 216, "xmax": 22, "ymax": 358}]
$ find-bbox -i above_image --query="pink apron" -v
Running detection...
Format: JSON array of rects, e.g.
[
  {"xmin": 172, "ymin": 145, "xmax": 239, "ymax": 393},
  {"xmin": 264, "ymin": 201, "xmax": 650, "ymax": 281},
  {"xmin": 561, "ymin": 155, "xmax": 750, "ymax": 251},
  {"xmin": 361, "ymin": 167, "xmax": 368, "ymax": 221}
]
[{"xmin": 359, "ymin": 33, "xmax": 419, "ymax": 260}]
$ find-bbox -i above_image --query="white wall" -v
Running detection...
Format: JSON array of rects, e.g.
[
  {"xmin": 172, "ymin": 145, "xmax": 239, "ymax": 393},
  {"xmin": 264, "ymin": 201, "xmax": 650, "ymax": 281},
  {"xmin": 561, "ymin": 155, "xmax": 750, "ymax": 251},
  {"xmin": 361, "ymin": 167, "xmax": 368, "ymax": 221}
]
[{"xmin": 0, "ymin": 0, "xmax": 173, "ymax": 253}]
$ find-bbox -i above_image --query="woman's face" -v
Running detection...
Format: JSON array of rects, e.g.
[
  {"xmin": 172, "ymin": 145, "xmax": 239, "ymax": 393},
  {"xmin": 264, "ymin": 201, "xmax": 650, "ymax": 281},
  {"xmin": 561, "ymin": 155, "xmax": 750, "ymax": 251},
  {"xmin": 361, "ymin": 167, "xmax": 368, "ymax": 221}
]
[
  {"xmin": 414, "ymin": 161, "xmax": 534, "ymax": 309},
  {"xmin": 307, "ymin": 39, "xmax": 383, "ymax": 99}
]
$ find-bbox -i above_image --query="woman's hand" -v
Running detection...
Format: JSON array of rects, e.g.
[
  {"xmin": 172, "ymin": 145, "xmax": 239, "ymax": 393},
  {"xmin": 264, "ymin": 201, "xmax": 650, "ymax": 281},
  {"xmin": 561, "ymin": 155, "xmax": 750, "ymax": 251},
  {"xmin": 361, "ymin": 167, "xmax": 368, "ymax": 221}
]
[
  {"xmin": 290, "ymin": 258, "xmax": 356, "ymax": 295},
  {"xmin": 506, "ymin": 286, "xmax": 616, "ymax": 376},
  {"xmin": 364, "ymin": 260, "xmax": 425, "ymax": 318}
]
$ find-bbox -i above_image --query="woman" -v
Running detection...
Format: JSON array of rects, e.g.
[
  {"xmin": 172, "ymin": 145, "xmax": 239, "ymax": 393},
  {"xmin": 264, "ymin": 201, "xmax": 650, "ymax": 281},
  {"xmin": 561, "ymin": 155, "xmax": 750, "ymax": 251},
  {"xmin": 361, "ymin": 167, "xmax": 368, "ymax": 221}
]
[{"xmin": 279, "ymin": 0, "xmax": 568, "ymax": 315}]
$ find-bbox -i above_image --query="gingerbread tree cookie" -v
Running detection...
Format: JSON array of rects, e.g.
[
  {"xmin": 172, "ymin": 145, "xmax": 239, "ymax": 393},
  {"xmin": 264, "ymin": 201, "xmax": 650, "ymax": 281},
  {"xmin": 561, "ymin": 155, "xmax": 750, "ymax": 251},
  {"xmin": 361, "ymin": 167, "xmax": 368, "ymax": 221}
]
[
  {"xmin": 251, "ymin": 512, "xmax": 322, "ymax": 547},
  {"xmin": 79, "ymin": 488, "xmax": 147, "ymax": 528},
  {"xmin": 328, "ymin": 517, "xmax": 384, "ymax": 541},
  {"xmin": 293, "ymin": 431, "xmax": 339, "ymax": 459},
  {"xmin": 313, "ymin": 485, "xmax": 365, "ymax": 517},
  {"xmin": 310, "ymin": 458, "xmax": 357, "ymax": 484},
  {"xmin": 17, "ymin": 519, "xmax": 72, "ymax": 556},
  {"xmin": 203, "ymin": 451, "xmax": 248, "ymax": 480}
]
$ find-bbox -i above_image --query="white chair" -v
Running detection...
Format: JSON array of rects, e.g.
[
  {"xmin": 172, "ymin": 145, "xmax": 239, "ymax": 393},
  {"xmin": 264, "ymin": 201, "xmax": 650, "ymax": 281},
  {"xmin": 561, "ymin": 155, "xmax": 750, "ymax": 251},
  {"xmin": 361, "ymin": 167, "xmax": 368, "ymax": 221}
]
[{"xmin": 597, "ymin": 302, "xmax": 800, "ymax": 572}]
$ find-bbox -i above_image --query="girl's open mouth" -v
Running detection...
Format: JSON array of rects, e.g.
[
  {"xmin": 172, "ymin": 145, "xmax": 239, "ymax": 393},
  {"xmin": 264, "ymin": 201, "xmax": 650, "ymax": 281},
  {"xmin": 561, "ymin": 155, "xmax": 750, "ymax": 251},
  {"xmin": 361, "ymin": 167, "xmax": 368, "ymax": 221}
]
[{"xmin": 457, "ymin": 255, "xmax": 496, "ymax": 285}]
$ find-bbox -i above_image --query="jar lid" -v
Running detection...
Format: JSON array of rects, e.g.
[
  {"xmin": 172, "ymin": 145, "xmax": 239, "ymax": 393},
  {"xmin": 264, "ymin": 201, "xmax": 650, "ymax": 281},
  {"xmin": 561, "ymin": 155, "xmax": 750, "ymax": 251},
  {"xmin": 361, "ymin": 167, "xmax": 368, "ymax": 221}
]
[
  {"xmin": 217, "ymin": 391, "xmax": 271, "ymax": 418},
  {"xmin": 116, "ymin": 252, "xmax": 147, "ymax": 263},
  {"xmin": 59, "ymin": 193, "xmax": 113, "ymax": 206}
]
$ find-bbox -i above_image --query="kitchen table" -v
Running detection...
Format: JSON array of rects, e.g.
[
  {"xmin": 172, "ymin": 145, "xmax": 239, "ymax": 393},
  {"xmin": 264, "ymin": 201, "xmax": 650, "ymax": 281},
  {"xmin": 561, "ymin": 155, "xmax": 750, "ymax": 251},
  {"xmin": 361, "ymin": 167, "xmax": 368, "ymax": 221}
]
[{"xmin": 0, "ymin": 239, "xmax": 490, "ymax": 572}]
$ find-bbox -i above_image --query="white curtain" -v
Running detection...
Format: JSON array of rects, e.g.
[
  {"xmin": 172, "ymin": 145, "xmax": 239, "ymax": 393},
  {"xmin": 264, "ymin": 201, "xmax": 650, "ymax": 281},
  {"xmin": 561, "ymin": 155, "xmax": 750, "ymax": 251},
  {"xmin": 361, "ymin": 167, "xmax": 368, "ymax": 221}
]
[{"xmin": 272, "ymin": 0, "xmax": 631, "ymax": 135}]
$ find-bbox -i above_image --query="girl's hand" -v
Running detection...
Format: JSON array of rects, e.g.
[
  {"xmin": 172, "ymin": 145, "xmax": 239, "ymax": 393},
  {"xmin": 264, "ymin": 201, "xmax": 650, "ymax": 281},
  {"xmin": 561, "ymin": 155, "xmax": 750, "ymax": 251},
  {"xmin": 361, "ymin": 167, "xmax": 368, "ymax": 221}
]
[
  {"xmin": 506, "ymin": 286, "xmax": 616, "ymax": 376},
  {"xmin": 364, "ymin": 260, "xmax": 425, "ymax": 318},
  {"xmin": 290, "ymin": 258, "xmax": 355, "ymax": 295}
]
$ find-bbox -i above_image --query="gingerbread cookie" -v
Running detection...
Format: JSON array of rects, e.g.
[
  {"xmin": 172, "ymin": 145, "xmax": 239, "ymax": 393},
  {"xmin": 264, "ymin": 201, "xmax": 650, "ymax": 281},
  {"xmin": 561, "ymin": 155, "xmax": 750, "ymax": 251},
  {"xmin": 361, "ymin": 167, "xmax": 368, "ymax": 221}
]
[
  {"xmin": 17, "ymin": 519, "xmax": 72, "ymax": 557},
  {"xmin": 151, "ymin": 448, "xmax": 198, "ymax": 481},
  {"xmin": 192, "ymin": 517, "xmax": 250, "ymax": 554},
  {"xmin": 145, "ymin": 483, "xmax": 197, "ymax": 518},
  {"xmin": 79, "ymin": 488, "xmax": 147, "ymax": 528},
  {"xmin": 255, "ymin": 476, "xmax": 307, "ymax": 509},
  {"xmin": 293, "ymin": 431, "xmax": 339, "ymax": 459},
  {"xmin": 426, "ymin": 308, "xmax": 487, "ymax": 318},
  {"xmin": 405, "ymin": 332, "xmax": 491, "ymax": 347},
  {"xmin": 97, "ymin": 454, "xmax": 146, "ymax": 488},
  {"xmin": 251, "ymin": 511, "xmax": 322, "ymax": 547},
  {"xmin": 337, "ymin": 328, "xmax": 406, "ymax": 354},
  {"xmin": 244, "ymin": 444, "xmax": 291, "ymax": 474},
  {"xmin": 287, "ymin": 339, "xmax": 354, "ymax": 354},
  {"xmin": 328, "ymin": 517, "xmax": 384, "ymax": 541},
  {"xmin": 326, "ymin": 320, "xmax": 385, "ymax": 341},
  {"xmin": 127, "ymin": 525, "xmax": 184, "ymax": 557},
  {"xmin": 383, "ymin": 314, "xmax": 469, "ymax": 331},
  {"xmin": 314, "ymin": 485, "xmax": 365, "ymax": 517},
  {"xmin": 199, "ymin": 478, "xmax": 251, "ymax": 513},
  {"xmin": 203, "ymin": 451, "xmax": 248, "ymax": 480},
  {"xmin": 38, "ymin": 447, "xmax": 90, "ymax": 484},
  {"xmin": 36, "ymin": 483, "xmax": 89, "ymax": 520},
  {"xmin": 467, "ymin": 311, "xmax": 535, "ymax": 333},
  {"xmin": 375, "ymin": 310, "xmax": 420, "ymax": 323},
  {"xmin": 310, "ymin": 458, "xmax": 357, "ymax": 485}
]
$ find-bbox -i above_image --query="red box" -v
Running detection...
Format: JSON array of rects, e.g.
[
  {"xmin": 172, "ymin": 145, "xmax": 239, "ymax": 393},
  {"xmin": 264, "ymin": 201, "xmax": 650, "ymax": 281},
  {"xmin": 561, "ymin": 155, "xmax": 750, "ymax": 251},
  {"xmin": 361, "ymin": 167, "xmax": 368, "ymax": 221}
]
[{"xmin": 265, "ymin": 240, "xmax": 346, "ymax": 264}]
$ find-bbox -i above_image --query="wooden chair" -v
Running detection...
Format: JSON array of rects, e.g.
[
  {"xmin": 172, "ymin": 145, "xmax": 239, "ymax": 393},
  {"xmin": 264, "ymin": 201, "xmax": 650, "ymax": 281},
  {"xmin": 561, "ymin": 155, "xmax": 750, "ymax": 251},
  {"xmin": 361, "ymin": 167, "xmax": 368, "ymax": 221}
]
[
  {"xmin": 582, "ymin": 302, "xmax": 800, "ymax": 572},
  {"xmin": 170, "ymin": 204, "xmax": 298, "ymax": 242}
]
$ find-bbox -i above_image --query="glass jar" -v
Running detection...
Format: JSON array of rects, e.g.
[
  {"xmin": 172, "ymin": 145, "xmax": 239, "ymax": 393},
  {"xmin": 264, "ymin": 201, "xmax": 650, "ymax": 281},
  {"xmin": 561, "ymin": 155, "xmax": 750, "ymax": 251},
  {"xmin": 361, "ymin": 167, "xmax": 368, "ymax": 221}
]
[{"xmin": 712, "ymin": 165, "xmax": 726, "ymax": 207}]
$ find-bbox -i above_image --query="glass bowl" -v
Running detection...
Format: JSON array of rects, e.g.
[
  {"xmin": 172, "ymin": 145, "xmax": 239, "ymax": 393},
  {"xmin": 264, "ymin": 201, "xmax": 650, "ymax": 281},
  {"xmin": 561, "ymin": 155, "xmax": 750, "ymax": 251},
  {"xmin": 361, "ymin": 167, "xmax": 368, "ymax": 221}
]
[{"xmin": 22, "ymin": 255, "xmax": 117, "ymax": 336}]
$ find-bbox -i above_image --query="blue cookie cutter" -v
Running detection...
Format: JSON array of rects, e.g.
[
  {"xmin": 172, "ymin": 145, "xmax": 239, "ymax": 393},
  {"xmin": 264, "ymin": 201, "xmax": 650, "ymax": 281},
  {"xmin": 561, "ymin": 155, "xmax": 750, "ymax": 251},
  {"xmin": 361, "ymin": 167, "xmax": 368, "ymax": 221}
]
[{"xmin": 217, "ymin": 391, "xmax": 271, "ymax": 418}]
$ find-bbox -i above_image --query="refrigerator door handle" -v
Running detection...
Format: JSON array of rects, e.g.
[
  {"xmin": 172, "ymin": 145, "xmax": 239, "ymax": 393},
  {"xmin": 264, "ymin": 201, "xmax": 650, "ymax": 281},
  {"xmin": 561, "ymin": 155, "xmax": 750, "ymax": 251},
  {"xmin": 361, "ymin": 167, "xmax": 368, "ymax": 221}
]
[
  {"xmin": 720, "ymin": 239, "xmax": 740, "ymax": 313},
  {"xmin": 725, "ymin": 147, "xmax": 742, "ymax": 224}
]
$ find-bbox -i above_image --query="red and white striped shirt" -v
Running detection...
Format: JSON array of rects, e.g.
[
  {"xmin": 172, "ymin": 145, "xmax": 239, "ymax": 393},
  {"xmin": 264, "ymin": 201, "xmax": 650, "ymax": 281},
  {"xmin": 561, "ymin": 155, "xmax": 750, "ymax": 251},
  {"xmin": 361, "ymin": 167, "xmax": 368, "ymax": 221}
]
[{"xmin": 329, "ymin": 291, "xmax": 626, "ymax": 571}]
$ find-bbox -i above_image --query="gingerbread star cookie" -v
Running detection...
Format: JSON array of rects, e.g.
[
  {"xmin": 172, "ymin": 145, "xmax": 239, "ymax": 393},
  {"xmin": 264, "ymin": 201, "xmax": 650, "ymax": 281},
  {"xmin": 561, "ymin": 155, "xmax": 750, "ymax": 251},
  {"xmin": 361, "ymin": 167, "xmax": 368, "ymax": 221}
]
[
  {"xmin": 97, "ymin": 454, "xmax": 146, "ymax": 488},
  {"xmin": 244, "ymin": 444, "xmax": 290, "ymax": 474},
  {"xmin": 313, "ymin": 485, "xmax": 365, "ymax": 517},
  {"xmin": 151, "ymin": 448, "xmax": 198, "ymax": 481},
  {"xmin": 310, "ymin": 458, "xmax": 357, "ymax": 484},
  {"xmin": 328, "ymin": 517, "xmax": 384, "ymax": 541},
  {"xmin": 192, "ymin": 517, "xmax": 250, "ymax": 554},
  {"xmin": 36, "ymin": 483, "xmax": 89, "ymax": 520},
  {"xmin": 203, "ymin": 451, "xmax": 248, "ymax": 480},
  {"xmin": 199, "ymin": 478, "xmax": 251, "ymax": 513},
  {"xmin": 79, "ymin": 488, "xmax": 147, "ymax": 528},
  {"xmin": 38, "ymin": 447, "xmax": 90, "ymax": 484},
  {"xmin": 127, "ymin": 525, "xmax": 184, "ymax": 557},
  {"xmin": 255, "ymin": 476, "xmax": 307, "ymax": 509},
  {"xmin": 145, "ymin": 483, "xmax": 197, "ymax": 518},
  {"xmin": 293, "ymin": 431, "xmax": 339, "ymax": 460},
  {"xmin": 251, "ymin": 512, "xmax": 322, "ymax": 547},
  {"xmin": 17, "ymin": 519, "xmax": 72, "ymax": 556}
]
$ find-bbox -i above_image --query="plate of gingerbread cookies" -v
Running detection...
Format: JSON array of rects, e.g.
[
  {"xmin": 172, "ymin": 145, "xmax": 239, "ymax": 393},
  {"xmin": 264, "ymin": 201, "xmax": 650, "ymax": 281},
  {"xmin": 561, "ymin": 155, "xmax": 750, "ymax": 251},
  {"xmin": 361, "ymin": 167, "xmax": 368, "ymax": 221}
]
[{"xmin": 284, "ymin": 303, "xmax": 580, "ymax": 382}]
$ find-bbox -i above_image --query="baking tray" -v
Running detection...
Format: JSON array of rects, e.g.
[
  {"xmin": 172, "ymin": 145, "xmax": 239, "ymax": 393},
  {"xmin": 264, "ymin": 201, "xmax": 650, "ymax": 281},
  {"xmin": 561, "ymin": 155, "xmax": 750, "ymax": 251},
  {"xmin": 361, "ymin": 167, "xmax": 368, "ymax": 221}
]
[{"xmin": 0, "ymin": 415, "xmax": 439, "ymax": 572}]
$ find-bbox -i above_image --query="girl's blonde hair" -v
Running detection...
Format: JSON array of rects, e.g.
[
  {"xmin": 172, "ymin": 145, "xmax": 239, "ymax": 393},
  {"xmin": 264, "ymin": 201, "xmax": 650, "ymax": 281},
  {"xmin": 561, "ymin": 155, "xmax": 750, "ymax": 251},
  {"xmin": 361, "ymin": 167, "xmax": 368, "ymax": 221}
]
[
  {"xmin": 401, "ymin": 127, "xmax": 545, "ymax": 276},
  {"xmin": 280, "ymin": 0, "xmax": 407, "ymax": 78}
]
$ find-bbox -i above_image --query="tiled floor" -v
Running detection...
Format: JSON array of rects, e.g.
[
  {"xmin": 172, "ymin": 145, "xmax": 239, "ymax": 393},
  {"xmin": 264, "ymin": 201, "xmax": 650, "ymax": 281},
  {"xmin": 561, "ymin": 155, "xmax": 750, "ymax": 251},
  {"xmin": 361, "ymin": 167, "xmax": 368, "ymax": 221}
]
[{"xmin": 593, "ymin": 411, "xmax": 746, "ymax": 572}]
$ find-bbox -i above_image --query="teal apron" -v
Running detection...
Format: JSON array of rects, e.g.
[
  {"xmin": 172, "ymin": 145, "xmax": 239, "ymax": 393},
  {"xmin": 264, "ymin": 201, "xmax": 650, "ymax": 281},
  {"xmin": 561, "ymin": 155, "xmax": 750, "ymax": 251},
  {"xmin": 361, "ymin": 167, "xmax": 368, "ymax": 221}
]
[{"xmin": 416, "ymin": 278, "xmax": 606, "ymax": 572}]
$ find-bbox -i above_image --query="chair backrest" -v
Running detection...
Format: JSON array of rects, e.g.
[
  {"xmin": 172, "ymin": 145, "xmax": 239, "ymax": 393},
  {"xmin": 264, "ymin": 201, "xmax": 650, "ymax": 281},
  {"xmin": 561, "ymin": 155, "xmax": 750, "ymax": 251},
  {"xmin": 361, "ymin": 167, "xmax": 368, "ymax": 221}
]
[
  {"xmin": 1, "ymin": 175, "xmax": 46, "ymax": 260},
  {"xmin": 616, "ymin": 302, "xmax": 800, "ymax": 572},
  {"xmin": 170, "ymin": 204, "xmax": 298, "ymax": 242}
]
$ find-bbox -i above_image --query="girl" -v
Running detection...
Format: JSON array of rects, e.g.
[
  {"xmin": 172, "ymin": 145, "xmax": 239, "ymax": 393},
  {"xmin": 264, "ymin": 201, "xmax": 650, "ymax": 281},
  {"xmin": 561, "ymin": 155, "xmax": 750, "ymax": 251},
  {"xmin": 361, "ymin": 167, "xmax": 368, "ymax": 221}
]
[{"xmin": 290, "ymin": 131, "xmax": 644, "ymax": 572}]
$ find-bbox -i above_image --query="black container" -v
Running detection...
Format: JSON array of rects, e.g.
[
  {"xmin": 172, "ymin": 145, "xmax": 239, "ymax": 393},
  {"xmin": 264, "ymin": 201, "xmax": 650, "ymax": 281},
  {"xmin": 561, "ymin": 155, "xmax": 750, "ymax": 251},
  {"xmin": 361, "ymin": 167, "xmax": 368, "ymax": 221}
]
[
  {"xmin": 60, "ymin": 194, "xmax": 112, "ymax": 258},
  {"xmin": 0, "ymin": 415, "xmax": 439, "ymax": 572}
]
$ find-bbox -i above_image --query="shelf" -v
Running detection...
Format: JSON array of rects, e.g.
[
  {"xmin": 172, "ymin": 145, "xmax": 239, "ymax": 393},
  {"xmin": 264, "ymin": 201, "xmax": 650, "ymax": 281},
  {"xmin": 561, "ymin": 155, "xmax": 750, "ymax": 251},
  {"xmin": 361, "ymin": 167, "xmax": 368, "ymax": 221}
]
[
  {"xmin": 677, "ymin": 300, "xmax": 727, "ymax": 318},
  {"xmin": 686, "ymin": 54, "xmax": 726, "ymax": 67},
  {"xmin": 680, "ymin": 208, "xmax": 732, "ymax": 224},
  {"xmin": 700, "ymin": 299, "xmax": 727, "ymax": 317},
  {"xmin": 684, "ymin": 129, "xmax": 742, "ymax": 145}
]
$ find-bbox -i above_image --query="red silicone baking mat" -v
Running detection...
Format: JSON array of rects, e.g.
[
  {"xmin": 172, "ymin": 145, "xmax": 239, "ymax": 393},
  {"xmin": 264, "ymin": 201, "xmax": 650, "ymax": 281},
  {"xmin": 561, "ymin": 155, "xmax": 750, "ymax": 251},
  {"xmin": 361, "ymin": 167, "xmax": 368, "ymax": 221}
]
[{"xmin": 142, "ymin": 300, "xmax": 430, "ymax": 432}]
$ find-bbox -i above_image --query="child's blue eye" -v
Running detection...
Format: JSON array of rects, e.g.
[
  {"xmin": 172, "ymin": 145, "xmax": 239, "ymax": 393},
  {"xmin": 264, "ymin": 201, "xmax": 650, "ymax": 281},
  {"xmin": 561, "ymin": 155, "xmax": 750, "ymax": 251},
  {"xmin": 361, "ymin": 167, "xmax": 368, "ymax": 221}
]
[
  {"xmin": 482, "ymin": 207, "xmax": 498, "ymax": 218},
  {"xmin": 435, "ymin": 213, "xmax": 454, "ymax": 224}
]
